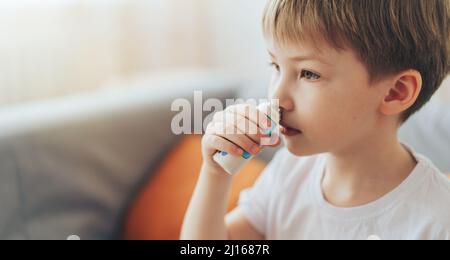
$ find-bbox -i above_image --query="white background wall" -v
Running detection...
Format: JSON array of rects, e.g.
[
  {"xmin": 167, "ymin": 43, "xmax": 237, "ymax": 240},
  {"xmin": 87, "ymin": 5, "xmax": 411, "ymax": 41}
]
[{"xmin": 0, "ymin": 0, "xmax": 124, "ymax": 104}]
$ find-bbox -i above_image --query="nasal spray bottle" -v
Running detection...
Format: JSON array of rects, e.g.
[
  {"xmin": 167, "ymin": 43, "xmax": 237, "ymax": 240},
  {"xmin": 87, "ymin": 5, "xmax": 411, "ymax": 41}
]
[{"xmin": 213, "ymin": 102, "xmax": 280, "ymax": 175}]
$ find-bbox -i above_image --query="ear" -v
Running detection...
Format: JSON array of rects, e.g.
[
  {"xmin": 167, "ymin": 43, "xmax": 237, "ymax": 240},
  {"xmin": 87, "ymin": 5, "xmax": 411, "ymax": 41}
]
[{"xmin": 379, "ymin": 70, "xmax": 422, "ymax": 116}]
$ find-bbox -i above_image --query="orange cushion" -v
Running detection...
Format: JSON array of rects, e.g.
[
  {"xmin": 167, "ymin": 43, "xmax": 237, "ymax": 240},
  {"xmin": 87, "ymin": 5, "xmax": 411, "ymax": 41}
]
[{"xmin": 122, "ymin": 135, "xmax": 266, "ymax": 240}]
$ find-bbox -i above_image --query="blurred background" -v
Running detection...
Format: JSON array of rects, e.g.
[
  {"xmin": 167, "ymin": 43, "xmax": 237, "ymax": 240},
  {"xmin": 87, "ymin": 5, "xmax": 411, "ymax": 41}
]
[
  {"xmin": 0, "ymin": 0, "xmax": 449, "ymax": 240},
  {"xmin": 2, "ymin": 0, "xmax": 450, "ymax": 104},
  {"xmin": 0, "ymin": 0, "xmax": 272, "ymax": 105}
]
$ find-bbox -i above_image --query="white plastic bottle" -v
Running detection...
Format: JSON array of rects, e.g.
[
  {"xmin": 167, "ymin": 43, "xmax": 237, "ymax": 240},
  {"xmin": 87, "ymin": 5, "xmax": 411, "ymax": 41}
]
[{"xmin": 213, "ymin": 102, "xmax": 280, "ymax": 175}]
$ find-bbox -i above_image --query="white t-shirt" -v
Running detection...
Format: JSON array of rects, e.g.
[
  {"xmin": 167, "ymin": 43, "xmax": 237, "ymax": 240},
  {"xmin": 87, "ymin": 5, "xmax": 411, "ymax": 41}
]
[{"xmin": 238, "ymin": 147, "xmax": 450, "ymax": 240}]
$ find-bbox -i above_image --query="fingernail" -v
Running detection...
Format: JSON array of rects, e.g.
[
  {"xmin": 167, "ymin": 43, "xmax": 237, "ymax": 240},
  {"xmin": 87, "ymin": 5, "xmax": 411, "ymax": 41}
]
[
  {"xmin": 263, "ymin": 129, "xmax": 272, "ymax": 136},
  {"xmin": 242, "ymin": 151, "xmax": 252, "ymax": 159}
]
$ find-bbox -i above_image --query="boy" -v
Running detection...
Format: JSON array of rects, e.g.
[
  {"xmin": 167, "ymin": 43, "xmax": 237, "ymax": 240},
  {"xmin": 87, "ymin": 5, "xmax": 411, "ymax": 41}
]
[{"xmin": 181, "ymin": 0, "xmax": 450, "ymax": 240}]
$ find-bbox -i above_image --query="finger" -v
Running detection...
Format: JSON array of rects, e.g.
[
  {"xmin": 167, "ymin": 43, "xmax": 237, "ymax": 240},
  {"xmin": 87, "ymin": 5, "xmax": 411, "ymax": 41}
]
[
  {"xmin": 215, "ymin": 124, "xmax": 261, "ymax": 155},
  {"xmin": 260, "ymin": 131, "xmax": 282, "ymax": 147},
  {"xmin": 223, "ymin": 111, "xmax": 267, "ymax": 143},
  {"xmin": 226, "ymin": 104, "xmax": 272, "ymax": 130},
  {"xmin": 203, "ymin": 134, "xmax": 244, "ymax": 157}
]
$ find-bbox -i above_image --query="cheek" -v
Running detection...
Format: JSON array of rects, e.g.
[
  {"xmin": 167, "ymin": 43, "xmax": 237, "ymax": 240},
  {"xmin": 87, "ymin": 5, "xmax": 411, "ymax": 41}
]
[{"xmin": 300, "ymin": 83, "xmax": 378, "ymax": 142}]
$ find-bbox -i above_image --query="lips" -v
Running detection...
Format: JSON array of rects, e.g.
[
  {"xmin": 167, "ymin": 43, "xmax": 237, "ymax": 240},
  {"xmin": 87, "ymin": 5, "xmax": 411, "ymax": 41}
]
[{"xmin": 279, "ymin": 120, "xmax": 302, "ymax": 136}]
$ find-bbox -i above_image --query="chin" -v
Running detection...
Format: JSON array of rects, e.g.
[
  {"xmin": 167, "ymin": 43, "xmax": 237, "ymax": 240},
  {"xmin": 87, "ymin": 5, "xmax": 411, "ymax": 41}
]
[{"xmin": 283, "ymin": 137, "xmax": 323, "ymax": 157}]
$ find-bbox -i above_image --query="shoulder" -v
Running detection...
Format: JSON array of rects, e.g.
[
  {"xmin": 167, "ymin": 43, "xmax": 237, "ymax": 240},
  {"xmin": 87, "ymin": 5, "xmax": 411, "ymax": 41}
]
[
  {"xmin": 415, "ymin": 153, "xmax": 450, "ymax": 199},
  {"xmin": 406, "ymin": 153, "xmax": 450, "ymax": 234}
]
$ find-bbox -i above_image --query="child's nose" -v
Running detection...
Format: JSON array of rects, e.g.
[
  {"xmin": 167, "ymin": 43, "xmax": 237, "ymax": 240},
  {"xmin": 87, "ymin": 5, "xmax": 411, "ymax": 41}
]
[
  {"xmin": 270, "ymin": 83, "xmax": 295, "ymax": 111},
  {"xmin": 273, "ymin": 96, "xmax": 294, "ymax": 112}
]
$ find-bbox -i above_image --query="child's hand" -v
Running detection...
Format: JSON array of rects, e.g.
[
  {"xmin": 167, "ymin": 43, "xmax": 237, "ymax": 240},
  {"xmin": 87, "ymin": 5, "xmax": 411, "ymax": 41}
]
[{"xmin": 202, "ymin": 104, "xmax": 280, "ymax": 174}]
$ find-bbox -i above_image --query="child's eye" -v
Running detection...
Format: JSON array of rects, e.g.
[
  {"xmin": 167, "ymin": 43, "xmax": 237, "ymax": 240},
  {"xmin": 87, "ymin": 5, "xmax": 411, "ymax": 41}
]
[
  {"xmin": 269, "ymin": 62, "xmax": 280, "ymax": 72},
  {"xmin": 300, "ymin": 70, "xmax": 321, "ymax": 81}
]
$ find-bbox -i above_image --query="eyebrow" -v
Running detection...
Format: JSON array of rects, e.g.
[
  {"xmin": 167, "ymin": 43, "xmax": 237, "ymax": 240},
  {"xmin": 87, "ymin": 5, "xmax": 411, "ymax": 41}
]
[{"xmin": 268, "ymin": 51, "xmax": 331, "ymax": 66}]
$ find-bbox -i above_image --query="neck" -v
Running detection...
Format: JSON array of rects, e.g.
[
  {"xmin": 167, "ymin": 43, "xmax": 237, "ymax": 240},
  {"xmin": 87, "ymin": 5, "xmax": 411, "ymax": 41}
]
[{"xmin": 322, "ymin": 124, "xmax": 417, "ymax": 207}]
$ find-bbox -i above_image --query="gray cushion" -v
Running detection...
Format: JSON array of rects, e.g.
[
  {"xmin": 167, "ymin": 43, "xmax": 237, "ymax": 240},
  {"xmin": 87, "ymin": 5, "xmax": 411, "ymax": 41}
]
[{"xmin": 0, "ymin": 71, "xmax": 238, "ymax": 239}]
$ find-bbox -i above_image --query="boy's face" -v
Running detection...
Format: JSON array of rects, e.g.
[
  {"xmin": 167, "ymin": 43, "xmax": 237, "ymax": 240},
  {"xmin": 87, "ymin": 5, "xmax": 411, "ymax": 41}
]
[{"xmin": 267, "ymin": 39, "xmax": 389, "ymax": 156}]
